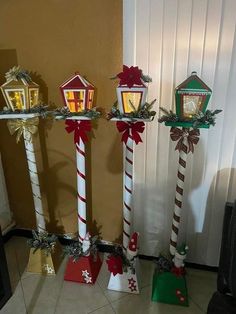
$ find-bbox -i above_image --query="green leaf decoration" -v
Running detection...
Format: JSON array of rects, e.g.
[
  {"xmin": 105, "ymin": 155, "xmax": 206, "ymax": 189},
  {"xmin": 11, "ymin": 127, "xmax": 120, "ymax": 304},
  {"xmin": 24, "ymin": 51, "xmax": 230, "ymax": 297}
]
[
  {"xmin": 27, "ymin": 231, "xmax": 57, "ymax": 255},
  {"xmin": 63, "ymin": 236, "xmax": 99, "ymax": 262},
  {"xmin": 107, "ymin": 99, "xmax": 157, "ymax": 120},
  {"xmin": 5, "ymin": 66, "xmax": 32, "ymax": 83}
]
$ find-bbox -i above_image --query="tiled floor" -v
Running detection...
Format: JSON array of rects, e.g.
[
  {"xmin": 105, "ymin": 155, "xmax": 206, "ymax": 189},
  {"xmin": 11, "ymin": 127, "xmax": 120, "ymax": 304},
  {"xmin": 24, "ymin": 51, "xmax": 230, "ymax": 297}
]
[{"xmin": 1, "ymin": 237, "xmax": 216, "ymax": 314}]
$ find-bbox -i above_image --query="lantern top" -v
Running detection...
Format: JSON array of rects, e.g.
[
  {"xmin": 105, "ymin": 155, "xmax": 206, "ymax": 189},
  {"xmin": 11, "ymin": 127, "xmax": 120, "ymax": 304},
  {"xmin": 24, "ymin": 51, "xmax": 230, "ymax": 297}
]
[
  {"xmin": 60, "ymin": 73, "xmax": 94, "ymax": 90},
  {"xmin": 175, "ymin": 72, "xmax": 212, "ymax": 96},
  {"xmin": 1, "ymin": 65, "xmax": 39, "ymax": 88},
  {"xmin": 1, "ymin": 77, "xmax": 39, "ymax": 89}
]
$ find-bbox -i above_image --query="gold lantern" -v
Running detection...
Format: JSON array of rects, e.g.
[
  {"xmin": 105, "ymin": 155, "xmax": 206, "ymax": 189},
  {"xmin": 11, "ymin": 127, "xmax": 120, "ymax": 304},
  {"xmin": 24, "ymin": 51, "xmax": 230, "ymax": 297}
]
[{"xmin": 0, "ymin": 66, "xmax": 39, "ymax": 111}]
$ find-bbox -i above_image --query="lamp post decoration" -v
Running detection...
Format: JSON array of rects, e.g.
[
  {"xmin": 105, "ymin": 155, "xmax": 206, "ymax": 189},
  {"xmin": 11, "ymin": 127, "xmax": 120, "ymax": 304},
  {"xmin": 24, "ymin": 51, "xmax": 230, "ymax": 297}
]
[
  {"xmin": 60, "ymin": 72, "xmax": 102, "ymax": 285},
  {"xmin": 65, "ymin": 119, "xmax": 92, "ymax": 242},
  {"xmin": 152, "ymin": 72, "xmax": 222, "ymax": 306},
  {"xmin": 106, "ymin": 65, "xmax": 156, "ymax": 294},
  {"xmin": 0, "ymin": 66, "xmax": 62, "ymax": 276}
]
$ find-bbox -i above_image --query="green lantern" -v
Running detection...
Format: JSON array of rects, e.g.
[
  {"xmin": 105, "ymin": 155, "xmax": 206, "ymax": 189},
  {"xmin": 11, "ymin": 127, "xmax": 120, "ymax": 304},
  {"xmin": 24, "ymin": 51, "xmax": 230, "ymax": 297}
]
[{"xmin": 175, "ymin": 71, "xmax": 212, "ymax": 121}]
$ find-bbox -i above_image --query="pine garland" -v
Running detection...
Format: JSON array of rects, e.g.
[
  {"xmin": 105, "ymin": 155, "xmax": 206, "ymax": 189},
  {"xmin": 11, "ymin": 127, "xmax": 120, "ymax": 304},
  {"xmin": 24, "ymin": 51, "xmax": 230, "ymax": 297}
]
[
  {"xmin": 107, "ymin": 100, "xmax": 156, "ymax": 120},
  {"xmin": 27, "ymin": 231, "xmax": 57, "ymax": 255},
  {"xmin": 0, "ymin": 104, "xmax": 49, "ymax": 117},
  {"xmin": 158, "ymin": 107, "xmax": 222, "ymax": 127},
  {"xmin": 108, "ymin": 244, "xmax": 136, "ymax": 273},
  {"xmin": 53, "ymin": 106, "xmax": 101, "ymax": 119},
  {"xmin": 63, "ymin": 236, "xmax": 99, "ymax": 262}
]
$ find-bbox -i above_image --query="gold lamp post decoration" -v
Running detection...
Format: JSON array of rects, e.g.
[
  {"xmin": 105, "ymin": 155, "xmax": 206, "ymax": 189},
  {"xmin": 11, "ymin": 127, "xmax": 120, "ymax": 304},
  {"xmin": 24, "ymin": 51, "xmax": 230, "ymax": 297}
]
[{"xmin": 0, "ymin": 66, "xmax": 39, "ymax": 111}]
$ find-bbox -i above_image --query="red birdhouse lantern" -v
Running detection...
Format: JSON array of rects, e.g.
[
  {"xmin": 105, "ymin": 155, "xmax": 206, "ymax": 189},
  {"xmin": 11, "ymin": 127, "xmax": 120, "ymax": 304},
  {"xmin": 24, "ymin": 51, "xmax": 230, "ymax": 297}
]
[
  {"xmin": 116, "ymin": 65, "xmax": 148, "ymax": 114},
  {"xmin": 60, "ymin": 73, "xmax": 95, "ymax": 113}
]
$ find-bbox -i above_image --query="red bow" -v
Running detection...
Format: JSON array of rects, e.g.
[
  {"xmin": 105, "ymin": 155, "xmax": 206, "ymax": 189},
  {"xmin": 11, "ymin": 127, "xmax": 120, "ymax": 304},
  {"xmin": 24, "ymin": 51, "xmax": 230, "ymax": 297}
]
[
  {"xmin": 170, "ymin": 127, "xmax": 200, "ymax": 153},
  {"xmin": 171, "ymin": 266, "xmax": 186, "ymax": 277},
  {"xmin": 65, "ymin": 120, "xmax": 92, "ymax": 144},
  {"xmin": 116, "ymin": 121, "xmax": 145, "ymax": 145}
]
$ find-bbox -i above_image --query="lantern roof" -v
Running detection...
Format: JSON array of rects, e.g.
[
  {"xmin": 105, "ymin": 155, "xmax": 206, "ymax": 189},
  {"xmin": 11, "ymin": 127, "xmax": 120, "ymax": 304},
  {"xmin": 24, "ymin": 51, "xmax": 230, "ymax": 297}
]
[
  {"xmin": 60, "ymin": 73, "xmax": 94, "ymax": 90},
  {"xmin": 175, "ymin": 72, "xmax": 212, "ymax": 95},
  {"xmin": 1, "ymin": 77, "xmax": 39, "ymax": 88}
]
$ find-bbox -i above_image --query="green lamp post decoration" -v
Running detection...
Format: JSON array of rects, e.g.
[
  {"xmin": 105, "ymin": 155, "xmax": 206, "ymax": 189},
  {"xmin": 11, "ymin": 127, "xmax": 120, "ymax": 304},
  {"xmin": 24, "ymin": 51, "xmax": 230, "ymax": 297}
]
[{"xmin": 152, "ymin": 72, "xmax": 221, "ymax": 306}]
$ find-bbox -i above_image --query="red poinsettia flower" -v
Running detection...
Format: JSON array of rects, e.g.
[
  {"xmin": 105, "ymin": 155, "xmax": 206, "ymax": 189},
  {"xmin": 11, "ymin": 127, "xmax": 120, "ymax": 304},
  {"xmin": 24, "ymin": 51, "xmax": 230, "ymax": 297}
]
[
  {"xmin": 117, "ymin": 65, "xmax": 143, "ymax": 88},
  {"xmin": 106, "ymin": 255, "xmax": 123, "ymax": 276}
]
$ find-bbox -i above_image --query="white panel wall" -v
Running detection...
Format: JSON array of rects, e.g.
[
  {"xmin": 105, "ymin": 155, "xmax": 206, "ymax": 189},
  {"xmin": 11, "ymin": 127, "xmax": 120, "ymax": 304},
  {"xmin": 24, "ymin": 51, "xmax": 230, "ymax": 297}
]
[{"xmin": 123, "ymin": 0, "xmax": 236, "ymax": 266}]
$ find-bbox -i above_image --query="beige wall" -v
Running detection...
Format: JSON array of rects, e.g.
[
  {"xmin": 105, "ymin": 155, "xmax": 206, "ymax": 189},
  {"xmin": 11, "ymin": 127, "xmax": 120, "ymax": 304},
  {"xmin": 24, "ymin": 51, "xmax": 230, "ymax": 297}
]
[{"xmin": 0, "ymin": 0, "xmax": 123, "ymax": 242}]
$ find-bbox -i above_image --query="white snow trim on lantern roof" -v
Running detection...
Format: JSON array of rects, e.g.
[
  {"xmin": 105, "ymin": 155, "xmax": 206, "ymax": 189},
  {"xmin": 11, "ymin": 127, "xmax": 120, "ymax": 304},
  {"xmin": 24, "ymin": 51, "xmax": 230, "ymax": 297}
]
[
  {"xmin": 61, "ymin": 73, "xmax": 94, "ymax": 88},
  {"xmin": 1, "ymin": 77, "xmax": 39, "ymax": 87}
]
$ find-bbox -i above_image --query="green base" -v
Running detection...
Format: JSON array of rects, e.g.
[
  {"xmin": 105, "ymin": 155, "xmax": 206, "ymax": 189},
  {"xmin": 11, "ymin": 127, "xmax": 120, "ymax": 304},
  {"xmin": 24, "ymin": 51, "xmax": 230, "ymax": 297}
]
[
  {"xmin": 165, "ymin": 121, "xmax": 210, "ymax": 128},
  {"xmin": 151, "ymin": 271, "xmax": 189, "ymax": 307}
]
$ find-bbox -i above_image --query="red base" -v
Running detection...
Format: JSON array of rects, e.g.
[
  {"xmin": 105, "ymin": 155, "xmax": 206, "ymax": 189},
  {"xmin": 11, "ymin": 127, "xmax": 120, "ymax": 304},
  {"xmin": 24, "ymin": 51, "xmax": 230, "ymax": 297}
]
[{"xmin": 64, "ymin": 253, "xmax": 102, "ymax": 284}]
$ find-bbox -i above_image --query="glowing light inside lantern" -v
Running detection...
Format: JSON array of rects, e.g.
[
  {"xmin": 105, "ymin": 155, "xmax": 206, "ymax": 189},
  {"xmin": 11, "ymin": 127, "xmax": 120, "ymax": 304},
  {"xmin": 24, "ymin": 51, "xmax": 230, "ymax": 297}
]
[
  {"xmin": 88, "ymin": 90, "xmax": 94, "ymax": 109},
  {"xmin": 8, "ymin": 90, "xmax": 25, "ymax": 110},
  {"xmin": 183, "ymin": 95, "xmax": 203, "ymax": 118},
  {"xmin": 65, "ymin": 90, "xmax": 85, "ymax": 112},
  {"xmin": 121, "ymin": 91, "xmax": 142, "ymax": 113},
  {"xmin": 29, "ymin": 89, "xmax": 39, "ymax": 108}
]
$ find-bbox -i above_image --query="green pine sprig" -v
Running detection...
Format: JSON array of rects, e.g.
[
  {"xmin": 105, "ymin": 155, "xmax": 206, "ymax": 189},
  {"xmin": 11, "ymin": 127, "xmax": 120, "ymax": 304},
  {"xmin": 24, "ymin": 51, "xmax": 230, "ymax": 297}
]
[{"xmin": 27, "ymin": 231, "xmax": 57, "ymax": 255}]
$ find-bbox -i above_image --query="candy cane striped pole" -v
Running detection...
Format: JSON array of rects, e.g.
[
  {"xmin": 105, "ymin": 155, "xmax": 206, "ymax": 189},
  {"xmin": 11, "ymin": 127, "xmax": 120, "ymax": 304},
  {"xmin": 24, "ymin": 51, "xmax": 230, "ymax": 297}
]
[
  {"xmin": 76, "ymin": 140, "xmax": 87, "ymax": 242},
  {"xmin": 23, "ymin": 127, "xmax": 46, "ymax": 232},
  {"xmin": 170, "ymin": 133, "xmax": 188, "ymax": 256},
  {"xmin": 123, "ymin": 135, "xmax": 134, "ymax": 251}
]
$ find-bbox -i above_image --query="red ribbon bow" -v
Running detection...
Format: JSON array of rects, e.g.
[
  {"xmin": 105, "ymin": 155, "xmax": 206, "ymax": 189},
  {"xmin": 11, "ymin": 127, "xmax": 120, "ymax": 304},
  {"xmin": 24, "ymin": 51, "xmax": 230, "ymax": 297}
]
[
  {"xmin": 170, "ymin": 127, "xmax": 200, "ymax": 153},
  {"xmin": 116, "ymin": 121, "xmax": 145, "ymax": 145},
  {"xmin": 65, "ymin": 120, "xmax": 92, "ymax": 144}
]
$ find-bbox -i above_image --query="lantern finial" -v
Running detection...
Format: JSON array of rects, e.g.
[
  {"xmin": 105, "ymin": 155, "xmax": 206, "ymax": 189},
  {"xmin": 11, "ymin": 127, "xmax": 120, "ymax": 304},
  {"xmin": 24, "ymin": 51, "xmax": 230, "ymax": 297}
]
[{"xmin": 191, "ymin": 71, "xmax": 197, "ymax": 76}]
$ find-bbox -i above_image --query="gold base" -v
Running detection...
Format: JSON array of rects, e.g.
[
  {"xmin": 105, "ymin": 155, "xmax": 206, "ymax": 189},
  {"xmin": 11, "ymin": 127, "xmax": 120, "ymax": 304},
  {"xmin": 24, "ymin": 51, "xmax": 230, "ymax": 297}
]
[{"xmin": 27, "ymin": 240, "xmax": 62, "ymax": 275}]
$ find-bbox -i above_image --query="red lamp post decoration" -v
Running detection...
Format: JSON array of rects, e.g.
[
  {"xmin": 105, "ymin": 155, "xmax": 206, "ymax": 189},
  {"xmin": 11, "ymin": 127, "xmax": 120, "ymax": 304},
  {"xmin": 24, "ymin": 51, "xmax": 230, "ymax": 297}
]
[{"xmin": 60, "ymin": 72, "xmax": 95, "ymax": 113}]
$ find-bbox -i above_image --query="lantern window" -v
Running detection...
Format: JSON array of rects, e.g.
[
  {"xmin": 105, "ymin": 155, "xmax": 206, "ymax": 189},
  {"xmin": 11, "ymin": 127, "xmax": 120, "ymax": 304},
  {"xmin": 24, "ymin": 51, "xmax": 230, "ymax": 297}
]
[{"xmin": 121, "ymin": 91, "xmax": 142, "ymax": 113}]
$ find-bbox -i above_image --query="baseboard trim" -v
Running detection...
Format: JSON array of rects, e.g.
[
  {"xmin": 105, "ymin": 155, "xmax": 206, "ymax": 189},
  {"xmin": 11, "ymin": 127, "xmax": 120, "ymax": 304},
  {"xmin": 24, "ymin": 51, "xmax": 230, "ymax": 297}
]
[{"xmin": 3, "ymin": 228, "xmax": 218, "ymax": 272}]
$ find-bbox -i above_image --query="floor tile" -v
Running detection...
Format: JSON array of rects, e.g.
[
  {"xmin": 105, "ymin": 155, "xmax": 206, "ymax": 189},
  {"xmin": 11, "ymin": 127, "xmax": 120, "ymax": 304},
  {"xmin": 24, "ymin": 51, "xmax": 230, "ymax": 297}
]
[
  {"xmin": 4, "ymin": 238, "xmax": 21, "ymax": 288},
  {"xmin": 20, "ymin": 272, "xmax": 63, "ymax": 313},
  {"xmin": 56, "ymin": 281, "xmax": 109, "ymax": 313},
  {"xmin": 111, "ymin": 285, "xmax": 203, "ymax": 314},
  {"xmin": 14, "ymin": 237, "xmax": 30, "ymax": 276},
  {"xmin": 89, "ymin": 304, "xmax": 115, "ymax": 314},
  {"xmin": 139, "ymin": 259, "xmax": 155, "ymax": 288},
  {"xmin": 186, "ymin": 268, "xmax": 217, "ymax": 312},
  {"xmin": 0, "ymin": 282, "xmax": 26, "ymax": 314}
]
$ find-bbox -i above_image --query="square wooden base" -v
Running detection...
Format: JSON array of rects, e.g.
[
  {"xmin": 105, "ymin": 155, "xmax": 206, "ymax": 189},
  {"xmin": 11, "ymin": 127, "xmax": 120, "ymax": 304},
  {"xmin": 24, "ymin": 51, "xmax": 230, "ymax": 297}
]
[
  {"xmin": 27, "ymin": 241, "xmax": 62, "ymax": 275},
  {"xmin": 151, "ymin": 271, "xmax": 188, "ymax": 306},
  {"xmin": 64, "ymin": 253, "xmax": 102, "ymax": 284},
  {"xmin": 107, "ymin": 258, "xmax": 140, "ymax": 294}
]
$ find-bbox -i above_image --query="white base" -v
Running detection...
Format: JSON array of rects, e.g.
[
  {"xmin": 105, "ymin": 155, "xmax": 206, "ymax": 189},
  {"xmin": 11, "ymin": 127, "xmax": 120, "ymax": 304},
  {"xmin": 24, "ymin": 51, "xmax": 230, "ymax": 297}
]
[
  {"xmin": 0, "ymin": 113, "xmax": 39, "ymax": 119},
  {"xmin": 107, "ymin": 258, "xmax": 141, "ymax": 294},
  {"xmin": 110, "ymin": 117, "xmax": 152, "ymax": 122},
  {"xmin": 55, "ymin": 115, "xmax": 91, "ymax": 121}
]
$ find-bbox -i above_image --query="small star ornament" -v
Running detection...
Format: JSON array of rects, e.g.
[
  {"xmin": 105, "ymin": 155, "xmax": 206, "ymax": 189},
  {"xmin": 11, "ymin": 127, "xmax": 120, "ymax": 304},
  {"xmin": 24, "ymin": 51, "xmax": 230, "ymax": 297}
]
[
  {"xmin": 81, "ymin": 269, "xmax": 92, "ymax": 284},
  {"xmin": 43, "ymin": 264, "xmax": 55, "ymax": 274}
]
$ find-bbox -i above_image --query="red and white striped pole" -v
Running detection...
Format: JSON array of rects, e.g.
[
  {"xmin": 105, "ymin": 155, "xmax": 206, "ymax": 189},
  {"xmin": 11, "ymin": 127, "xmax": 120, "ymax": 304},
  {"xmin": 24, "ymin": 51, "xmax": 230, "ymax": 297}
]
[
  {"xmin": 123, "ymin": 135, "xmax": 134, "ymax": 251},
  {"xmin": 170, "ymin": 135, "xmax": 188, "ymax": 256},
  {"xmin": 76, "ymin": 140, "xmax": 87, "ymax": 242},
  {"xmin": 169, "ymin": 127, "xmax": 200, "ymax": 255}
]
